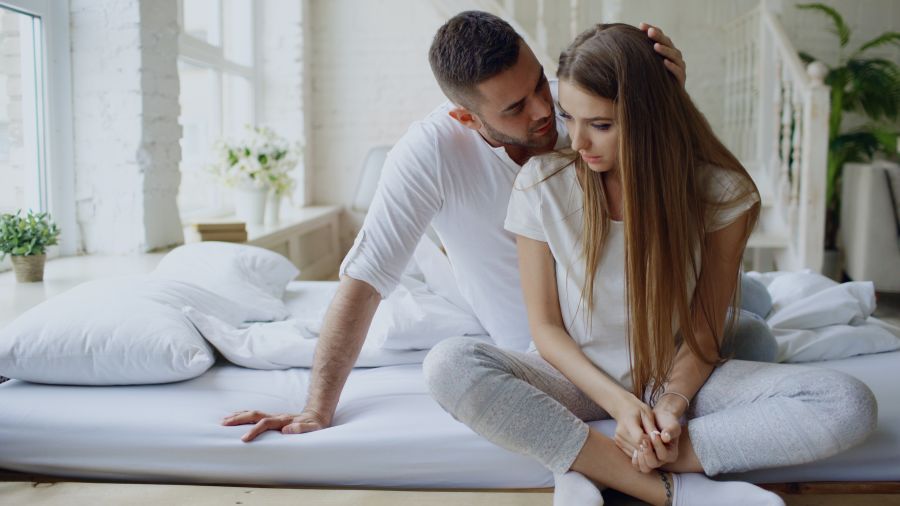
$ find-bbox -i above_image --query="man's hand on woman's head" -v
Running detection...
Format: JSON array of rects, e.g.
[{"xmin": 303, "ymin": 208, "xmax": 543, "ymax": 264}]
[
  {"xmin": 640, "ymin": 22, "xmax": 686, "ymax": 87},
  {"xmin": 222, "ymin": 408, "xmax": 331, "ymax": 442}
]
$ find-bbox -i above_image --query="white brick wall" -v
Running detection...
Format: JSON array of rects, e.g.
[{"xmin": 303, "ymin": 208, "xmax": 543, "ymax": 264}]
[
  {"xmin": 307, "ymin": 0, "xmax": 447, "ymax": 249},
  {"xmin": 70, "ymin": 0, "xmax": 183, "ymax": 254},
  {"xmin": 58, "ymin": 0, "xmax": 897, "ymax": 256},
  {"xmin": 259, "ymin": 0, "xmax": 307, "ymax": 206},
  {"xmin": 0, "ymin": 9, "xmax": 24, "ymax": 214}
]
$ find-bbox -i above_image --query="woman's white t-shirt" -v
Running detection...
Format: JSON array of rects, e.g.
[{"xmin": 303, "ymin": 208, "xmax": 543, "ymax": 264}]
[{"xmin": 503, "ymin": 156, "xmax": 759, "ymax": 390}]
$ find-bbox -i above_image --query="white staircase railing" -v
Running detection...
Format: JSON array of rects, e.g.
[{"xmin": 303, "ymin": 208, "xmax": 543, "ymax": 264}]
[{"xmin": 723, "ymin": 2, "xmax": 830, "ymax": 272}]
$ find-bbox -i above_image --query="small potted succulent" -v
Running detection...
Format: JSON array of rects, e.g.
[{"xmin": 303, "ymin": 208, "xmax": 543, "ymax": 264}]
[{"xmin": 0, "ymin": 210, "xmax": 61, "ymax": 282}]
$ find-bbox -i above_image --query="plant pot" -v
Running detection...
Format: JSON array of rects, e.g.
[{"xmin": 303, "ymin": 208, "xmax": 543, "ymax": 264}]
[
  {"xmin": 234, "ymin": 187, "xmax": 268, "ymax": 225},
  {"xmin": 266, "ymin": 192, "xmax": 282, "ymax": 225},
  {"xmin": 10, "ymin": 254, "xmax": 46, "ymax": 283}
]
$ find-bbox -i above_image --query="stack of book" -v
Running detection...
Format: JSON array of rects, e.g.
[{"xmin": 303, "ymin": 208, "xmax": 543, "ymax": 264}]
[{"xmin": 190, "ymin": 221, "xmax": 248, "ymax": 243}]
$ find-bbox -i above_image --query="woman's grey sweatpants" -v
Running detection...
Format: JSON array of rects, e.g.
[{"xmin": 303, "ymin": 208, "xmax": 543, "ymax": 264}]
[{"xmin": 422, "ymin": 336, "xmax": 877, "ymax": 476}]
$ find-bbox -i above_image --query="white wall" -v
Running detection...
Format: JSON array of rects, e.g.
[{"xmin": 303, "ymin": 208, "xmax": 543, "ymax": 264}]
[
  {"xmin": 307, "ymin": 0, "xmax": 448, "ymax": 249},
  {"xmin": 70, "ymin": 0, "xmax": 183, "ymax": 254},
  {"xmin": 259, "ymin": 0, "xmax": 307, "ymax": 206}
]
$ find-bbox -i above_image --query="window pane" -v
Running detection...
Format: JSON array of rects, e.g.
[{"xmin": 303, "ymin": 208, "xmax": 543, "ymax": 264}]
[
  {"xmin": 223, "ymin": 72, "xmax": 253, "ymax": 137},
  {"xmin": 223, "ymin": 0, "xmax": 252, "ymax": 66},
  {"xmin": 183, "ymin": 0, "xmax": 221, "ymax": 47},
  {"xmin": 178, "ymin": 61, "xmax": 228, "ymax": 217},
  {"xmin": 0, "ymin": 6, "xmax": 46, "ymax": 215}
]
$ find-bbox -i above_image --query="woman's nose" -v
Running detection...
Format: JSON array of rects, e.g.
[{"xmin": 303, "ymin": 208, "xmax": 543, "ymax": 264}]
[{"xmin": 571, "ymin": 125, "xmax": 589, "ymax": 152}]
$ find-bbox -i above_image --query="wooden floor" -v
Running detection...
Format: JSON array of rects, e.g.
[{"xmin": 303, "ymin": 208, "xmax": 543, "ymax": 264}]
[{"xmin": 2, "ymin": 482, "xmax": 899, "ymax": 506}]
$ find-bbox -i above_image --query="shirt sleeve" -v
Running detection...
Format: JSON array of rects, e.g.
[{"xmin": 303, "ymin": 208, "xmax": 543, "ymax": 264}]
[
  {"xmin": 705, "ymin": 166, "xmax": 760, "ymax": 233},
  {"xmin": 504, "ymin": 159, "xmax": 546, "ymax": 242},
  {"xmin": 340, "ymin": 123, "xmax": 443, "ymax": 298}
]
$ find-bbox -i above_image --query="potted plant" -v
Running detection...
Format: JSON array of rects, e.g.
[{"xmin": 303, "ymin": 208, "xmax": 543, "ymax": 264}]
[
  {"xmin": 796, "ymin": 3, "xmax": 900, "ymax": 268},
  {"xmin": 0, "ymin": 210, "xmax": 61, "ymax": 283},
  {"xmin": 209, "ymin": 125, "xmax": 300, "ymax": 225}
]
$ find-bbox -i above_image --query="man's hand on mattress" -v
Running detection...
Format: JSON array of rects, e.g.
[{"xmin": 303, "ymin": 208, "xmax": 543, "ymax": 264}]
[{"xmin": 222, "ymin": 409, "xmax": 329, "ymax": 442}]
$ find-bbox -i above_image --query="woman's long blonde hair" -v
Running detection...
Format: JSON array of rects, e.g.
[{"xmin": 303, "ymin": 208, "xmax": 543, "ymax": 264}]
[{"xmin": 556, "ymin": 23, "xmax": 760, "ymax": 398}]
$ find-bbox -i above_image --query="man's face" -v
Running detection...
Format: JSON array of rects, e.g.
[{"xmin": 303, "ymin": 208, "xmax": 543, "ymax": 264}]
[{"xmin": 470, "ymin": 42, "xmax": 557, "ymax": 151}]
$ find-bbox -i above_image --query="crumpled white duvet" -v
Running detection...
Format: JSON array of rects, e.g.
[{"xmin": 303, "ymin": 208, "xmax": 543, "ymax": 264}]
[
  {"xmin": 747, "ymin": 270, "xmax": 900, "ymax": 362},
  {"xmin": 183, "ymin": 307, "xmax": 431, "ymax": 369}
]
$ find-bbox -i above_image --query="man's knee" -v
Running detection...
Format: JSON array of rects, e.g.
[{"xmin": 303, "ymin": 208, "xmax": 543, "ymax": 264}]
[
  {"xmin": 740, "ymin": 274, "xmax": 773, "ymax": 318},
  {"xmin": 722, "ymin": 309, "xmax": 778, "ymax": 363}
]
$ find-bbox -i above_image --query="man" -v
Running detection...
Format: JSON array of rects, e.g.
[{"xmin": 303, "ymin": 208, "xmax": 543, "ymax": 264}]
[{"xmin": 224, "ymin": 11, "xmax": 686, "ymax": 442}]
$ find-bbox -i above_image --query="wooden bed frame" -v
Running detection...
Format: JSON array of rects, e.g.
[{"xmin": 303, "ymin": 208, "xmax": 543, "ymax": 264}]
[{"xmin": 2, "ymin": 469, "xmax": 898, "ymax": 499}]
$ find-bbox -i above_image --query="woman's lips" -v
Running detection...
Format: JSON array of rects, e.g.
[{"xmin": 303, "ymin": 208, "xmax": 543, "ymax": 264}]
[{"xmin": 582, "ymin": 154, "xmax": 603, "ymax": 163}]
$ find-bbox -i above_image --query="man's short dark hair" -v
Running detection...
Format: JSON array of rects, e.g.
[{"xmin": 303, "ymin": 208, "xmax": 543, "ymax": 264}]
[{"xmin": 428, "ymin": 11, "xmax": 522, "ymax": 111}]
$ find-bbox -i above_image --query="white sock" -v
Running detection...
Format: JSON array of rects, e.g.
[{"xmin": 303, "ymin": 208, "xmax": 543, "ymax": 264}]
[
  {"xmin": 671, "ymin": 472, "xmax": 784, "ymax": 506},
  {"xmin": 553, "ymin": 471, "xmax": 604, "ymax": 506}
]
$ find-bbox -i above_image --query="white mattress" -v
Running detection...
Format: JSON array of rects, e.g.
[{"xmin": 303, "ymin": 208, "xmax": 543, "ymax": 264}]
[{"xmin": 0, "ymin": 281, "xmax": 898, "ymax": 487}]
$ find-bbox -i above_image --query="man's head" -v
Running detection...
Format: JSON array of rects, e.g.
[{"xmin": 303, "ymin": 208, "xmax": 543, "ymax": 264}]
[{"xmin": 428, "ymin": 11, "xmax": 557, "ymax": 153}]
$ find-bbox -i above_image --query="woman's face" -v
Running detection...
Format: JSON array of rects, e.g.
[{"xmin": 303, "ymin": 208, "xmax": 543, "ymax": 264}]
[{"xmin": 558, "ymin": 80, "xmax": 618, "ymax": 173}]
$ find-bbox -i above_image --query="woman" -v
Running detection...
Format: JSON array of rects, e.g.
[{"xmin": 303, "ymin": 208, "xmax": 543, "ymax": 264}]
[{"xmin": 424, "ymin": 24, "xmax": 876, "ymax": 506}]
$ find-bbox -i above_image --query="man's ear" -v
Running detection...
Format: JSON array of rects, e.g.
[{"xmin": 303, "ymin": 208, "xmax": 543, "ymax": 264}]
[{"xmin": 448, "ymin": 106, "xmax": 482, "ymax": 131}]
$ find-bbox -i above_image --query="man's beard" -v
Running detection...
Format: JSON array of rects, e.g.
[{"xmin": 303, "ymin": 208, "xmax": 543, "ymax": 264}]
[{"xmin": 481, "ymin": 117, "xmax": 556, "ymax": 150}]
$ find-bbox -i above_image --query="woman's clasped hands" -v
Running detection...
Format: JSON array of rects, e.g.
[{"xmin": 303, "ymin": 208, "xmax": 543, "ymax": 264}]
[{"xmin": 611, "ymin": 391, "xmax": 685, "ymax": 473}]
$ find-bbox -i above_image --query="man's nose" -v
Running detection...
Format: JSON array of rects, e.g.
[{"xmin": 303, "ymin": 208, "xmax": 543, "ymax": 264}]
[{"xmin": 528, "ymin": 94, "xmax": 552, "ymax": 122}]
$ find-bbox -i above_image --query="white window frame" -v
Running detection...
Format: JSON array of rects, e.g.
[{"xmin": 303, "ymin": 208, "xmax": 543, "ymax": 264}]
[
  {"xmin": 177, "ymin": 0, "xmax": 260, "ymax": 220},
  {"xmin": 0, "ymin": 0, "xmax": 77, "ymax": 273}
]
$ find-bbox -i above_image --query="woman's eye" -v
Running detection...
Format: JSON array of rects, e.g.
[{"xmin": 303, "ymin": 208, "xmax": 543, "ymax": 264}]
[
  {"xmin": 558, "ymin": 113, "xmax": 572, "ymax": 121},
  {"xmin": 591, "ymin": 123, "xmax": 611, "ymax": 131}
]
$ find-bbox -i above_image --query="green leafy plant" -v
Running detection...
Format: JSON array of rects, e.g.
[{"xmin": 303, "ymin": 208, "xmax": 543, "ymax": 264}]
[
  {"xmin": 797, "ymin": 3, "xmax": 900, "ymax": 249},
  {"xmin": 0, "ymin": 210, "xmax": 61, "ymax": 260}
]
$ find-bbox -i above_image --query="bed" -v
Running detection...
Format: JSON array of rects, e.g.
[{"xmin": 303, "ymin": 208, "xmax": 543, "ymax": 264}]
[{"xmin": 1, "ymin": 280, "xmax": 899, "ymax": 492}]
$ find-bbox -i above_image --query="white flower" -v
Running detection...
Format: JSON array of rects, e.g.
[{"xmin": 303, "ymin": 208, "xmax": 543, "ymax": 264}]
[{"xmin": 207, "ymin": 125, "xmax": 303, "ymax": 195}]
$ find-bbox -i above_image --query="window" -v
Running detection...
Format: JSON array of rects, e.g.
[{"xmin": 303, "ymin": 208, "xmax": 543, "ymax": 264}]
[
  {"xmin": 0, "ymin": 4, "xmax": 47, "ymax": 216},
  {"xmin": 177, "ymin": 0, "xmax": 257, "ymax": 220},
  {"xmin": 0, "ymin": 0, "xmax": 74, "ymax": 271}
]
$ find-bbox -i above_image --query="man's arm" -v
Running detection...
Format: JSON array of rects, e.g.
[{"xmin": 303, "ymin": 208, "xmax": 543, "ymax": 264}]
[
  {"xmin": 224, "ymin": 126, "xmax": 443, "ymax": 442},
  {"xmin": 223, "ymin": 275, "xmax": 381, "ymax": 442},
  {"xmin": 299, "ymin": 275, "xmax": 381, "ymax": 428}
]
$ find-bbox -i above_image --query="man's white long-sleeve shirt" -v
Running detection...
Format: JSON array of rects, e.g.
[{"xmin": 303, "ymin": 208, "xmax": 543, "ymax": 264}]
[{"xmin": 340, "ymin": 93, "xmax": 568, "ymax": 351}]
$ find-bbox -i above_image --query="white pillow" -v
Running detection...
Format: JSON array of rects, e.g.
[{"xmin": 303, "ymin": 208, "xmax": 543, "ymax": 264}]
[
  {"xmin": 369, "ymin": 274, "xmax": 487, "ymax": 350},
  {"xmin": 412, "ymin": 234, "xmax": 473, "ymax": 314},
  {"xmin": 749, "ymin": 269, "xmax": 900, "ymax": 362},
  {"xmin": 154, "ymin": 242, "xmax": 300, "ymax": 322},
  {"xmin": 775, "ymin": 318, "xmax": 900, "ymax": 363},
  {"xmin": 0, "ymin": 275, "xmax": 240, "ymax": 385}
]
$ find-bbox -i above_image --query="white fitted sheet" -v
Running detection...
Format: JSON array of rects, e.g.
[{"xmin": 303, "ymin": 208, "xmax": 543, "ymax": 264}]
[{"xmin": 0, "ymin": 281, "xmax": 898, "ymax": 487}]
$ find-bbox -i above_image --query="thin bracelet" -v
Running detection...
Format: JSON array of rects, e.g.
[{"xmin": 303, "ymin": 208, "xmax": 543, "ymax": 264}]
[{"xmin": 660, "ymin": 390, "xmax": 690, "ymax": 408}]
